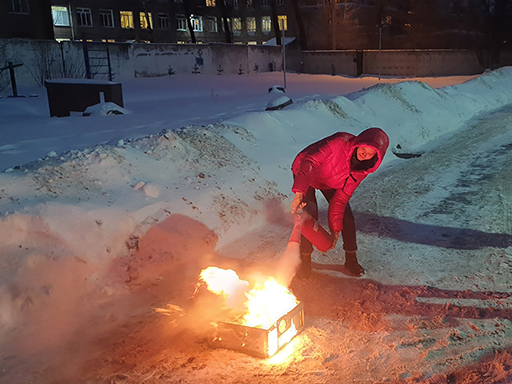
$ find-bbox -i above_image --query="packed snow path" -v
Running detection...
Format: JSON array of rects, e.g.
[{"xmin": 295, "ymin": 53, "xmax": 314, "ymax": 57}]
[
  {"xmin": 74, "ymin": 102, "xmax": 512, "ymax": 384},
  {"xmin": 353, "ymin": 104, "xmax": 512, "ymax": 292}
]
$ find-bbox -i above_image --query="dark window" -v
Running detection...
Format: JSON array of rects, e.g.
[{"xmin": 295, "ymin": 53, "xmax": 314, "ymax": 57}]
[
  {"xmin": 100, "ymin": 9, "xmax": 114, "ymax": 28},
  {"xmin": 159, "ymin": 13, "xmax": 170, "ymax": 29},
  {"xmin": 11, "ymin": 0, "xmax": 29, "ymax": 14},
  {"xmin": 77, "ymin": 7, "xmax": 93, "ymax": 27}
]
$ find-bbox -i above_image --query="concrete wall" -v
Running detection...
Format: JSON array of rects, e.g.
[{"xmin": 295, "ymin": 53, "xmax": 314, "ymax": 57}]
[
  {"xmin": 301, "ymin": 50, "xmax": 359, "ymax": 76},
  {"xmin": 3, "ymin": 37, "xmax": 512, "ymax": 92},
  {"xmin": 301, "ymin": 49, "xmax": 512, "ymax": 77},
  {"xmin": 0, "ymin": 39, "xmax": 285, "ymax": 89},
  {"xmin": 362, "ymin": 50, "xmax": 482, "ymax": 77}
]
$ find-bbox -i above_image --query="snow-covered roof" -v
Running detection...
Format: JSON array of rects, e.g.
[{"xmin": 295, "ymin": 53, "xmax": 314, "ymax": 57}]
[
  {"xmin": 263, "ymin": 36, "xmax": 296, "ymax": 46},
  {"xmin": 45, "ymin": 78, "xmax": 120, "ymax": 85}
]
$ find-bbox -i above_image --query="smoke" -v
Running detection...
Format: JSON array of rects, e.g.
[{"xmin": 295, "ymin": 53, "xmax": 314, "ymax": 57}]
[
  {"xmin": 152, "ymin": 213, "xmax": 304, "ymax": 340},
  {"xmin": 273, "ymin": 242, "xmax": 301, "ymax": 287}
]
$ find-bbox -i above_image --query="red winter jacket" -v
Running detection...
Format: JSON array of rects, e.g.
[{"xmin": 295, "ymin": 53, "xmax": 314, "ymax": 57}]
[{"xmin": 291, "ymin": 127, "xmax": 389, "ymax": 234}]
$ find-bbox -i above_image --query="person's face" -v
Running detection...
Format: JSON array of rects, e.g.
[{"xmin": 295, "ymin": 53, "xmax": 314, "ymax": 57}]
[{"xmin": 356, "ymin": 146, "xmax": 377, "ymax": 161}]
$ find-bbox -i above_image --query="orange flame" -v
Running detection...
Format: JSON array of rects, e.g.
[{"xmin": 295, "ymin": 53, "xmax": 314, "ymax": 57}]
[
  {"xmin": 243, "ymin": 278, "xmax": 298, "ymax": 329},
  {"xmin": 200, "ymin": 266, "xmax": 298, "ymax": 327}
]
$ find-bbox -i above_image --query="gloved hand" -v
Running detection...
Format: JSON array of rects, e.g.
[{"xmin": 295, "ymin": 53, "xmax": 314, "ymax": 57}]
[
  {"xmin": 291, "ymin": 192, "xmax": 306, "ymax": 214},
  {"xmin": 330, "ymin": 232, "xmax": 340, "ymax": 249}
]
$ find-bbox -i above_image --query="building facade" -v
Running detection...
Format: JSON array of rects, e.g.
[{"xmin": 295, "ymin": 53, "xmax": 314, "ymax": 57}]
[
  {"xmin": 47, "ymin": 0, "xmax": 296, "ymax": 45},
  {"xmin": 1, "ymin": 0, "xmax": 54, "ymax": 39}
]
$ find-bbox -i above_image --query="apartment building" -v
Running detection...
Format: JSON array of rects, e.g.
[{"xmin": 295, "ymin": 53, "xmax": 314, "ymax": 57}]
[{"xmin": 47, "ymin": 0, "xmax": 295, "ymax": 45}]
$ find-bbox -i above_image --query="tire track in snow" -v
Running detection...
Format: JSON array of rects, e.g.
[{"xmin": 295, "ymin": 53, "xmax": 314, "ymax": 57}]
[
  {"xmin": 352, "ymin": 105, "xmax": 512, "ymax": 289},
  {"xmin": 356, "ymin": 104, "xmax": 512, "ymax": 232}
]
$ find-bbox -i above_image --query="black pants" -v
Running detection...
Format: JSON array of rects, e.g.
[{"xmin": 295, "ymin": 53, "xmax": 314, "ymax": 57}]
[{"xmin": 301, "ymin": 186, "xmax": 357, "ymax": 255}]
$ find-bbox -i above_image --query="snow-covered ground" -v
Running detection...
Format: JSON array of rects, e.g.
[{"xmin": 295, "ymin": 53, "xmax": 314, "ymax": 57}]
[{"xmin": 1, "ymin": 69, "xmax": 512, "ymax": 383}]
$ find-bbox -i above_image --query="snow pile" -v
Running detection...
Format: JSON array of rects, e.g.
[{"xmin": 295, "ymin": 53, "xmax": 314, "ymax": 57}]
[{"xmin": 83, "ymin": 102, "xmax": 130, "ymax": 116}]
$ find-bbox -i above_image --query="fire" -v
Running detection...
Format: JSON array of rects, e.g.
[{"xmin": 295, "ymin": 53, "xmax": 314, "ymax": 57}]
[
  {"xmin": 199, "ymin": 266, "xmax": 303, "ymax": 358},
  {"xmin": 199, "ymin": 266, "xmax": 249, "ymax": 308},
  {"xmin": 243, "ymin": 278, "xmax": 298, "ymax": 329}
]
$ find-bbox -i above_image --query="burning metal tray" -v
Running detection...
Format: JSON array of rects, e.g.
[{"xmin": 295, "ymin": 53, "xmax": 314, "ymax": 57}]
[{"xmin": 210, "ymin": 302, "xmax": 305, "ymax": 358}]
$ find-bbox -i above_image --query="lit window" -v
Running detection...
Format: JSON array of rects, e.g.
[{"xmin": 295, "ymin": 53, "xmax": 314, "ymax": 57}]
[
  {"xmin": 247, "ymin": 41, "xmax": 257, "ymax": 45},
  {"xmin": 159, "ymin": 13, "xmax": 170, "ymax": 29},
  {"xmin": 77, "ymin": 8, "xmax": 92, "ymax": 27},
  {"xmin": 140, "ymin": 12, "xmax": 153, "ymax": 29},
  {"xmin": 191, "ymin": 15, "xmax": 203, "ymax": 32},
  {"xmin": 177, "ymin": 15, "xmax": 203, "ymax": 32},
  {"xmin": 100, "ymin": 9, "xmax": 114, "ymax": 28},
  {"xmin": 176, "ymin": 16, "xmax": 187, "ymax": 31},
  {"xmin": 120, "ymin": 11, "xmax": 134, "ymax": 29},
  {"xmin": 247, "ymin": 16, "xmax": 256, "ymax": 33},
  {"xmin": 11, "ymin": 0, "xmax": 29, "ymax": 13},
  {"xmin": 206, "ymin": 0, "xmax": 216, "ymax": 6},
  {"xmin": 210, "ymin": 17, "xmax": 218, "ymax": 32},
  {"xmin": 278, "ymin": 15, "xmax": 287, "ymax": 30},
  {"xmin": 233, "ymin": 17, "xmax": 242, "ymax": 33},
  {"xmin": 262, "ymin": 16, "xmax": 271, "ymax": 32},
  {"xmin": 51, "ymin": 6, "xmax": 69, "ymax": 26}
]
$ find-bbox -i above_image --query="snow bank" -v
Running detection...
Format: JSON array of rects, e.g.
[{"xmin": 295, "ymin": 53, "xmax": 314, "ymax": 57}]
[{"xmin": 222, "ymin": 67, "xmax": 512, "ymax": 189}]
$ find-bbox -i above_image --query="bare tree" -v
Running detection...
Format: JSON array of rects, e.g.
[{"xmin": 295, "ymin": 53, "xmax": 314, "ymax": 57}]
[
  {"xmin": 217, "ymin": 0, "xmax": 233, "ymax": 43},
  {"xmin": 270, "ymin": 0, "xmax": 282, "ymax": 45},
  {"xmin": 27, "ymin": 41, "xmax": 61, "ymax": 86},
  {"xmin": 141, "ymin": 0, "xmax": 154, "ymax": 42},
  {"xmin": 182, "ymin": 0, "xmax": 198, "ymax": 43},
  {"xmin": 292, "ymin": 0, "xmax": 308, "ymax": 50},
  {"xmin": 455, "ymin": 0, "xmax": 512, "ymax": 68}
]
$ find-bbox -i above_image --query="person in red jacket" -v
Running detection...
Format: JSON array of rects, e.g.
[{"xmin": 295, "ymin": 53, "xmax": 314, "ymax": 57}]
[{"xmin": 290, "ymin": 127, "xmax": 389, "ymax": 278}]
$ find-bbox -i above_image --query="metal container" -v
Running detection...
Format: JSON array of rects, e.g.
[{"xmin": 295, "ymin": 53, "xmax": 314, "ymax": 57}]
[{"xmin": 210, "ymin": 302, "xmax": 305, "ymax": 358}]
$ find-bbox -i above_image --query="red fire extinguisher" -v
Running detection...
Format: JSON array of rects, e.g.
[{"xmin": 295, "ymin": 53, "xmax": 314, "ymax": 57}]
[{"xmin": 299, "ymin": 212, "xmax": 333, "ymax": 253}]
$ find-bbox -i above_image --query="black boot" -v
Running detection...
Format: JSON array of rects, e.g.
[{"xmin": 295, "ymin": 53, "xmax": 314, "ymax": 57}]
[
  {"xmin": 296, "ymin": 253, "xmax": 312, "ymax": 279},
  {"xmin": 344, "ymin": 251, "xmax": 364, "ymax": 277}
]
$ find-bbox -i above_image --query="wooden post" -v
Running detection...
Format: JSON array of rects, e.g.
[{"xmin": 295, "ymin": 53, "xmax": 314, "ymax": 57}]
[
  {"xmin": 0, "ymin": 62, "xmax": 23, "ymax": 97},
  {"xmin": 8, "ymin": 62, "xmax": 18, "ymax": 97}
]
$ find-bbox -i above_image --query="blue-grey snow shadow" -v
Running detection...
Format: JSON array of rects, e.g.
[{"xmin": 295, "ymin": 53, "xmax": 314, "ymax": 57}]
[{"xmin": 354, "ymin": 211, "xmax": 512, "ymax": 250}]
